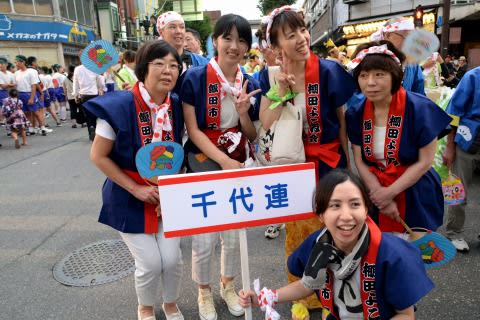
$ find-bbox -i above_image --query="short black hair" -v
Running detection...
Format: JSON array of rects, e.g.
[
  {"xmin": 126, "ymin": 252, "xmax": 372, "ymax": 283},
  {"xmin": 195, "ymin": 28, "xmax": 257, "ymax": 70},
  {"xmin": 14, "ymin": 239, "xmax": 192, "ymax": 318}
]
[
  {"xmin": 314, "ymin": 169, "xmax": 371, "ymax": 216},
  {"xmin": 186, "ymin": 28, "xmax": 201, "ymax": 42},
  {"xmin": 135, "ymin": 40, "xmax": 182, "ymax": 83},
  {"xmin": 122, "ymin": 50, "xmax": 136, "ymax": 64},
  {"xmin": 26, "ymin": 56, "xmax": 37, "ymax": 66},
  {"xmin": 352, "ymin": 40, "xmax": 405, "ymax": 94},
  {"xmin": 213, "ymin": 14, "xmax": 252, "ymax": 52},
  {"xmin": 9, "ymin": 88, "xmax": 18, "ymax": 98}
]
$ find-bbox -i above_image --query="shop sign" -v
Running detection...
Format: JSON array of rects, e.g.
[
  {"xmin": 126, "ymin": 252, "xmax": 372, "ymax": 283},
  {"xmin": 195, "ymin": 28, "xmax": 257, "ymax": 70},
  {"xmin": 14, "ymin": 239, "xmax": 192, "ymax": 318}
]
[{"xmin": 0, "ymin": 14, "xmax": 94, "ymax": 44}]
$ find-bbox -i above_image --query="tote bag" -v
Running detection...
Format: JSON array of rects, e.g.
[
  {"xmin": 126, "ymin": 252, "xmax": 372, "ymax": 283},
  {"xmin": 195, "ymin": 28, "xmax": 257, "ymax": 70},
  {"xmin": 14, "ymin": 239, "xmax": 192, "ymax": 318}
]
[{"xmin": 256, "ymin": 66, "xmax": 305, "ymax": 166}]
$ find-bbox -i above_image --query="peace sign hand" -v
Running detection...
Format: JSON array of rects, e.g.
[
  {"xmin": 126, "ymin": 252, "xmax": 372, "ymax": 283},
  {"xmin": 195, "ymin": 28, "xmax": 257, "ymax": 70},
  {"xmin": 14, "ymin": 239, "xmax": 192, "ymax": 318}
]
[
  {"xmin": 234, "ymin": 79, "xmax": 262, "ymax": 116},
  {"xmin": 275, "ymin": 50, "xmax": 295, "ymax": 96}
]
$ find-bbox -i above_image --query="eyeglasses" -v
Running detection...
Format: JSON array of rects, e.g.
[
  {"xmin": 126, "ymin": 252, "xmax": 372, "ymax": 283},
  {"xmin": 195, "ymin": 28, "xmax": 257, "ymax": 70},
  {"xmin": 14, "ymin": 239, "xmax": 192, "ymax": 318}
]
[{"xmin": 148, "ymin": 61, "xmax": 180, "ymax": 71}]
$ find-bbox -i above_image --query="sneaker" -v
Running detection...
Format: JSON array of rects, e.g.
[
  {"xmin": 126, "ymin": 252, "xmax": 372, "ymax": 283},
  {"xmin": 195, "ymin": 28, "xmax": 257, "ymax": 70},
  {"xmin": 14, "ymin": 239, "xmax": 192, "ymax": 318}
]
[
  {"xmin": 219, "ymin": 281, "xmax": 244, "ymax": 317},
  {"xmin": 265, "ymin": 224, "xmax": 284, "ymax": 239},
  {"xmin": 198, "ymin": 288, "xmax": 217, "ymax": 320},
  {"xmin": 162, "ymin": 303, "xmax": 184, "ymax": 320},
  {"xmin": 44, "ymin": 127, "xmax": 53, "ymax": 133},
  {"xmin": 451, "ymin": 238, "xmax": 469, "ymax": 252},
  {"xmin": 71, "ymin": 124, "xmax": 77, "ymax": 128},
  {"xmin": 41, "ymin": 129, "xmax": 47, "ymax": 136},
  {"xmin": 56, "ymin": 122, "xmax": 63, "ymax": 127}
]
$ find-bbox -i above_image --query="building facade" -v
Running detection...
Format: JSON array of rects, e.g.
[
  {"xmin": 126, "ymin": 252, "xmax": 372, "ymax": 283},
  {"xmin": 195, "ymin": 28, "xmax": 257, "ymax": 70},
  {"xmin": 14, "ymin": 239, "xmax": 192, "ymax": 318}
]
[
  {"xmin": 304, "ymin": 0, "xmax": 480, "ymax": 67},
  {"xmin": 0, "ymin": 0, "xmax": 99, "ymax": 67}
]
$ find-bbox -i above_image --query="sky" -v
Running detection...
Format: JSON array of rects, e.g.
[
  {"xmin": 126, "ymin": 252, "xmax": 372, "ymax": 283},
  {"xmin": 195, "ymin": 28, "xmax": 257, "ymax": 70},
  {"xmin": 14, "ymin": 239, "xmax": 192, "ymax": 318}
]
[{"xmin": 202, "ymin": 0, "xmax": 303, "ymax": 20}]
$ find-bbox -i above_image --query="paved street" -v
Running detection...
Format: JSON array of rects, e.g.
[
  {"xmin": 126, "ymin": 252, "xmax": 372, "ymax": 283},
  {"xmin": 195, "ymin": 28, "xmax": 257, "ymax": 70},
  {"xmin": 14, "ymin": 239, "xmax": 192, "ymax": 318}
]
[{"xmin": 0, "ymin": 121, "xmax": 479, "ymax": 319}]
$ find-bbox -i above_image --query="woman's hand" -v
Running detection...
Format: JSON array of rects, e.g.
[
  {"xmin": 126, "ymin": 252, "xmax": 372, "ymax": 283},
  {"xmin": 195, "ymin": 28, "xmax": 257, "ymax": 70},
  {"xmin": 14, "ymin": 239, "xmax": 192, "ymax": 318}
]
[
  {"xmin": 275, "ymin": 50, "xmax": 295, "ymax": 96},
  {"xmin": 132, "ymin": 185, "xmax": 159, "ymax": 205},
  {"xmin": 369, "ymin": 186, "xmax": 396, "ymax": 210},
  {"xmin": 235, "ymin": 79, "xmax": 261, "ymax": 117},
  {"xmin": 219, "ymin": 157, "xmax": 244, "ymax": 170},
  {"xmin": 380, "ymin": 201, "xmax": 400, "ymax": 222},
  {"xmin": 238, "ymin": 289, "xmax": 259, "ymax": 308}
]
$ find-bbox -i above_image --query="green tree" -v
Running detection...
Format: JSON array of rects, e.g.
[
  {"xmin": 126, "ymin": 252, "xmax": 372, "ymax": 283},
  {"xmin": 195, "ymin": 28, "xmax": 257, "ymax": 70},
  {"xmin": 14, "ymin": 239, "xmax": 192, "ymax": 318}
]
[{"xmin": 257, "ymin": 0, "xmax": 297, "ymax": 15}]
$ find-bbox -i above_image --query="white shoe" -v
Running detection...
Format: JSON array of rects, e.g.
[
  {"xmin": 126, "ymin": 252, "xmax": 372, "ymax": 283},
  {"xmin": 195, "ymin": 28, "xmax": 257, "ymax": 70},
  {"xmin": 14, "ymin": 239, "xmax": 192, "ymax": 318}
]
[
  {"xmin": 137, "ymin": 306, "xmax": 156, "ymax": 320},
  {"xmin": 162, "ymin": 303, "xmax": 184, "ymax": 320},
  {"xmin": 198, "ymin": 288, "xmax": 217, "ymax": 320},
  {"xmin": 43, "ymin": 127, "xmax": 53, "ymax": 133},
  {"xmin": 451, "ymin": 238, "xmax": 469, "ymax": 252},
  {"xmin": 219, "ymin": 281, "xmax": 244, "ymax": 317}
]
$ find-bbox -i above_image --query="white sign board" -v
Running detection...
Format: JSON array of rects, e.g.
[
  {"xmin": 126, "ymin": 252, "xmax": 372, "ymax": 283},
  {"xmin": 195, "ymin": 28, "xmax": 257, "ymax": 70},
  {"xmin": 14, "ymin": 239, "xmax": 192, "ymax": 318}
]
[{"xmin": 158, "ymin": 163, "xmax": 317, "ymax": 238}]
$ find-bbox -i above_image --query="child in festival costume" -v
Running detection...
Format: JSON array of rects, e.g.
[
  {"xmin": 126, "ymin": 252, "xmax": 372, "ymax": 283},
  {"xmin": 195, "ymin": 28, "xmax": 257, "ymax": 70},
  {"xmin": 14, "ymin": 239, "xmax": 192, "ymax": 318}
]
[
  {"xmin": 256, "ymin": 5, "xmax": 356, "ymax": 309},
  {"xmin": 2, "ymin": 89, "xmax": 29, "ymax": 148},
  {"xmin": 239, "ymin": 169, "xmax": 434, "ymax": 320},
  {"xmin": 181, "ymin": 13, "xmax": 261, "ymax": 320},
  {"xmin": 345, "ymin": 41, "xmax": 451, "ymax": 236}
]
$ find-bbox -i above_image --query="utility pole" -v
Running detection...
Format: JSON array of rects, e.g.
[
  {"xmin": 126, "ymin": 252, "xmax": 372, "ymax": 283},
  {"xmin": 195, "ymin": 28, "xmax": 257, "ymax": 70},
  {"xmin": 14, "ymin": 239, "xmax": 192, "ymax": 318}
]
[{"xmin": 440, "ymin": 0, "xmax": 451, "ymax": 56}]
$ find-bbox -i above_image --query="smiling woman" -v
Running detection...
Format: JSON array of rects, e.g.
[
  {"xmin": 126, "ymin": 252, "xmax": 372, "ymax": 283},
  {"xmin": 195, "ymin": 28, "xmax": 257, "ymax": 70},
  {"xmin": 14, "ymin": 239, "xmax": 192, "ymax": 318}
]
[
  {"xmin": 82, "ymin": 40, "xmax": 186, "ymax": 320},
  {"xmin": 180, "ymin": 13, "xmax": 261, "ymax": 320}
]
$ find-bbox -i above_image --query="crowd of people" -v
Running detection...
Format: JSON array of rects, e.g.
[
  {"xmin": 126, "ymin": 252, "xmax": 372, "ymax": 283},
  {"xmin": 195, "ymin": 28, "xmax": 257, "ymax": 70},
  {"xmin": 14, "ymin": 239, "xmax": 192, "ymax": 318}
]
[{"xmin": 3, "ymin": 4, "xmax": 478, "ymax": 320}]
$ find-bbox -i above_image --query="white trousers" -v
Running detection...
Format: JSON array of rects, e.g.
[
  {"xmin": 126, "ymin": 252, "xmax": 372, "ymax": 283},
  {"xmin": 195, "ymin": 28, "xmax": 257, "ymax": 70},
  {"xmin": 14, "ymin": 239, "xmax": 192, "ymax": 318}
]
[
  {"xmin": 191, "ymin": 230, "xmax": 239, "ymax": 285},
  {"xmin": 120, "ymin": 222, "xmax": 183, "ymax": 306}
]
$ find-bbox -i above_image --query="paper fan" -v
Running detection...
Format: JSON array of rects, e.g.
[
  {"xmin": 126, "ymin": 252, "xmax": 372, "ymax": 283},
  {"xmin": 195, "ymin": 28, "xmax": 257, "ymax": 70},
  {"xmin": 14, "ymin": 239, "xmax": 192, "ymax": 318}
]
[
  {"xmin": 402, "ymin": 29, "xmax": 439, "ymax": 64},
  {"xmin": 409, "ymin": 228, "xmax": 456, "ymax": 269},
  {"xmin": 80, "ymin": 40, "xmax": 119, "ymax": 74},
  {"xmin": 135, "ymin": 142, "xmax": 184, "ymax": 182}
]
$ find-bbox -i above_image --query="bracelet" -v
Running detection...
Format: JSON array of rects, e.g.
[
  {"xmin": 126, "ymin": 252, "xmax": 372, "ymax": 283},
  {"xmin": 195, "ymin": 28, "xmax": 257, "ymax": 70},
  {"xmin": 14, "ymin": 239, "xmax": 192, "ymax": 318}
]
[{"xmin": 265, "ymin": 84, "xmax": 298, "ymax": 110}]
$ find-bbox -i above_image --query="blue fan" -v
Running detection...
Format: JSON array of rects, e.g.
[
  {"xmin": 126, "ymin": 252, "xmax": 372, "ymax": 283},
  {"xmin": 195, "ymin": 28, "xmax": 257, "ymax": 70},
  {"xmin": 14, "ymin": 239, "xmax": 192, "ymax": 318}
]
[
  {"xmin": 80, "ymin": 39, "xmax": 119, "ymax": 74},
  {"xmin": 135, "ymin": 142, "xmax": 184, "ymax": 183},
  {"xmin": 409, "ymin": 228, "xmax": 456, "ymax": 269}
]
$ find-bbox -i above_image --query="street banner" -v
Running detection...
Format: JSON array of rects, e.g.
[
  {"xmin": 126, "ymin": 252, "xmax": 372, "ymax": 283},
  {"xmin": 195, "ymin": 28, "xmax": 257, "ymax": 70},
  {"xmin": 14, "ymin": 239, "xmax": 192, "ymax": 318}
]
[{"xmin": 157, "ymin": 162, "xmax": 316, "ymax": 238}]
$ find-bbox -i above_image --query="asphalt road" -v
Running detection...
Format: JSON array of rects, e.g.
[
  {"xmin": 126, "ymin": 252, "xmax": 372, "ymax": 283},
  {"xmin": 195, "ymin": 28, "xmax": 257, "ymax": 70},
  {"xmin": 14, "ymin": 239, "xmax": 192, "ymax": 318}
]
[{"xmin": 0, "ymin": 120, "xmax": 479, "ymax": 320}]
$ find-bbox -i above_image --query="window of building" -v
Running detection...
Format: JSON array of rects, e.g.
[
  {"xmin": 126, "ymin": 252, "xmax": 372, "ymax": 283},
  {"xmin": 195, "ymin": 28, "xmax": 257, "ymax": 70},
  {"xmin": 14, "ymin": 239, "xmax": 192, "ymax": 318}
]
[
  {"xmin": 13, "ymin": 0, "xmax": 35, "ymax": 14},
  {"xmin": 35, "ymin": 0, "xmax": 53, "ymax": 16},
  {"xmin": 74, "ymin": 0, "xmax": 85, "ymax": 24},
  {"xmin": 0, "ymin": 0, "xmax": 11, "ymax": 12},
  {"xmin": 111, "ymin": 6, "xmax": 119, "ymax": 32}
]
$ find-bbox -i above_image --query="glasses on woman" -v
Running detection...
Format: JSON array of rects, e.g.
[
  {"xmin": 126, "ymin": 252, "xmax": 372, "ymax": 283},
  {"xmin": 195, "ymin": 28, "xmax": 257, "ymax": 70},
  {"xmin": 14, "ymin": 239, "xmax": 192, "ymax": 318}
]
[{"xmin": 148, "ymin": 60, "xmax": 180, "ymax": 72}]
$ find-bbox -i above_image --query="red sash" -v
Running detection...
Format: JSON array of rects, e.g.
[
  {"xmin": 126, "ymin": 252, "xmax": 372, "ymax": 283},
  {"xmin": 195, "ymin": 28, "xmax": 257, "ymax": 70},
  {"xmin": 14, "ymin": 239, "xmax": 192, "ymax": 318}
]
[
  {"xmin": 123, "ymin": 169, "xmax": 158, "ymax": 233},
  {"xmin": 302, "ymin": 52, "xmax": 343, "ymax": 178},
  {"xmin": 132, "ymin": 82, "xmax": 175, "ymax": 145},
  {"xmin": 320, "ymin": 217, "xmax": 382, "ymax": 320},
  {"xmin": 362, "ymin": 88, "xmax": 408, "ymax": 232},
  {"xmin": 206, "ymin": 63, "xmax": 222, "ymax": 132},
  {"xmin": 304, "ymin": 140, "xmax": 341, "ymax": 181},
  {"xmin": 304, "ymin": 51, "xmax": 322, "ymax": 145}
]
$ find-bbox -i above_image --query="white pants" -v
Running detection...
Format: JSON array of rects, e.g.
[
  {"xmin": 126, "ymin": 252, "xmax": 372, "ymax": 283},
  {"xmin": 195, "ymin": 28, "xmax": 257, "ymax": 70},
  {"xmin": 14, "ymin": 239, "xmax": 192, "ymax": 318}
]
[
  {"xmin": 192, "ymin": 230, "xmax": 239, "ymax": 285},
  {"xmin": 120, "ymin": 222, "xmax": 183, "ymax": 306}
]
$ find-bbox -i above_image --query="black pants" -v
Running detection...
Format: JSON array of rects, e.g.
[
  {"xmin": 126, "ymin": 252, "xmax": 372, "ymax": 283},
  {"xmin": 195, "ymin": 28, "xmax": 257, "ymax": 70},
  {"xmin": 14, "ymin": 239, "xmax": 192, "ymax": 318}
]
[
  {"xmin": 80, "ymin": 95, "xmax": 98, "ymax": 128},
  {"xmin": 68, "ymin": 99, "xmax": 85, "ymax": 124}
]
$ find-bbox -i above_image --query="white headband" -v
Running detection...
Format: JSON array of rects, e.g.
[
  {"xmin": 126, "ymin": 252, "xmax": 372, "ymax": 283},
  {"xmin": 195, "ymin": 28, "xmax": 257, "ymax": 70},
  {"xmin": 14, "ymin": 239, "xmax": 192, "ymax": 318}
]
[
  {"xmin": 262, "ymin": 5, "xmax": 297, "ymax": 47},
  {"xmin": 156, "ymin": 11, "xmax": 184, "ymax": 34},
  {"xmin": 347, "ymin": 44, "xmax": 402, "ymax": 71},
  {"xmin": 371, "ymin": 18, "xmax": 414, "ymax": 41}
]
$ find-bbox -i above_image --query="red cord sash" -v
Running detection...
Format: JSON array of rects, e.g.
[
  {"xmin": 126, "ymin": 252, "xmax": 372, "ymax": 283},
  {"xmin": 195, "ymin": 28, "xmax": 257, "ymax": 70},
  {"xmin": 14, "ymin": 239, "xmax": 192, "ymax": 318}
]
[
  {"xmin": 362, "ymin": 88, "xmax": 408, "ymax": 232},
  {"xmin": 320, "ymin": 217, "xmax": 382, "ymax": 319}
]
